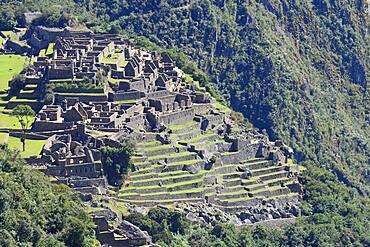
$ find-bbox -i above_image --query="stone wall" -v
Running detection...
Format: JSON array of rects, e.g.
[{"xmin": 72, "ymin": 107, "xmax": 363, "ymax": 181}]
[
  {"xmin": 109, "ymin": 91, "xmax": 143, "ymax": 101},
  {"xmin": 192, "ymin": 103, "xmax": 211, "ymax": 115},
  {"xmin": 159, "ymin": 108, "xmax": 195, "ymax": 125},
  {"xmin": 54, "ymin": 88, "xmax": 104, "ymax": 93},
  {"xmin": 146, "ymin": 90, "xmax": 169, "ymax": 99},
  {"xmin": 55, "ymin": 94, "xmax": 108, "ymax": 104}
]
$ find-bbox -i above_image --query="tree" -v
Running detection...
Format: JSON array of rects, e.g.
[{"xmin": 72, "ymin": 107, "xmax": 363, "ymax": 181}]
[
  {"xmin": 101, "ymin": 141, "xmax": 135, "ymax": 186},
  {"xmin": 11, "ymin": 105, "xmax": 35, "ymax": 152}
]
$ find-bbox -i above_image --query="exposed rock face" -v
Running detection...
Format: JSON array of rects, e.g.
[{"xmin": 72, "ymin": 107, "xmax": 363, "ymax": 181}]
[
  {"xmin": 177, "ymin": 202, "xmax": 301, "ymax": 226},
  {"xmin": 118, "ymin": 220, "xmax": 152, "ymax": 246}
]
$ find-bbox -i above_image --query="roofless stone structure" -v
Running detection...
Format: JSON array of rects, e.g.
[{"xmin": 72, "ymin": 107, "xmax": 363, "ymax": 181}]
[{"xmin": 6, "ymin": 25, "xmax": 304, "ymax": 244}]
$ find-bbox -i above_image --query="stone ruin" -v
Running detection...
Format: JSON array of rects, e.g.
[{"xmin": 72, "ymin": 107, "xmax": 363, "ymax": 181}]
[
  {"xmin": 11, "ymin": 25, "xmax": 305, "ymax": 245},
  {"xmin": 39, "ymin": 132, "xmax": 107, "ymax": 196}
]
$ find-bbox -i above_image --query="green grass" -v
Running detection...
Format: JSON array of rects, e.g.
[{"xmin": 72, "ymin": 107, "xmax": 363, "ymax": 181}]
[
  {"xmin": 165, "ymin": 177, "xmax": 204, "ymax": 188},
  {"xmin": 139, "ymin": 140, "xmax": 161, "ymax": 147},
  {"xmin": 118, "ymin": 197, "xmax": 201, "ymax": 204},
  {"xmin": 220, "ymin": 196, "xmax": 256, "ymax": 203},
  {"xmin": 168, "ymin": 121, "xmax": 199, "ymax": 131},
  {"xmin": 114, "ymin": 99, "xmax": 140, "ymax": 104},
  {"xmin": 141, "ymin": 187, "xmax": 206, "ymax": 197},
  {"xmin": 214, "ymin": 101, "xmax": 232, "ymax": 113},
  {"xmin": 46, "ymin": 43, "xmax": 54, "ymax": 56},
  {"xmin": 102, "ymin": 53, "xmax": 122, "ymax": 64},
  {"xmin": 8, "ymin": 97, "xmax": 37, "ymax": 103},
  {"xmin": 39, "ymin": 49, "xmax": 46, "ymax": 57},
  {"xmin": 251, "ymin": 185, "xmax": 285, "ymax": 194},
  {"xmin": 56, "ymin": 92, "xmax": 106, "ymax": 97},
  {"xmin": 195, "ymin": 139, "xmax": 227, "ymax": 148},
  {"xmin": 185, "ymin": 133, "xmax": 217, "ymax": 143},
  {"xmin": 0, "ymin": 113, "xmax": 23, "ymax": 129},
  {"xmin": 0, "ymin": 132, "xmax": 9, "ymax": 143},
  {"xmin": 6, "ymin": 136, "xmax": 46, "ymax": 158},
  {"xmin": 130, "ymin": 172, "xmax": 200, "ymax": 184},
  {"xmin": 49, "ymin": 78, "xmax": 85, "ymax": 83},
  {"xmin": 0, "ymin": 54, "xmax": 28, "ymax": 90},
  {"xmin": 1, "ymin": 31, "xmax": 29, "ymax": 47},
  {"xmin": 148, "ymin": 151, "xmax": 196, "ymax": 161},
  {"xmin": 169, "ymin": 129, "xmax": 199, "ymax": 138},
  {"xmin": 221, "ymin": 151, "xmax": 240, "ymax": 156},
  {"xmin": 142, "ymin": 143, "xmax": 182, "ymax": 152},
  {"xmin": 167, "ymin": 159, "xmax": 200, "ymax": 166},
  {"xmin": 185, "ymin": 73, "xmax": 206, "ymax": 91},
  {"xmin": 130, "ymin": 170, "xmax": 188, "ymax": 179}
]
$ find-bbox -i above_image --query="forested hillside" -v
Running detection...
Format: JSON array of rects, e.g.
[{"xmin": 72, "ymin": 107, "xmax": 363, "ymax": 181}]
[{"xmin": 0, "ymin": 145, "xmax": 96, "ymax": 246}]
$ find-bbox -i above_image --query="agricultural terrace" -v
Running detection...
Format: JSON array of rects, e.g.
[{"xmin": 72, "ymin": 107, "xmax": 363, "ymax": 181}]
[{"xmin": 0, "ymin": 54, "xmax": 28, "ymax": 90}]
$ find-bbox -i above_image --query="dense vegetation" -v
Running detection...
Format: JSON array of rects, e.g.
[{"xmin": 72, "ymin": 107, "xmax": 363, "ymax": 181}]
[
  {"xmin": 0, "ymin": 0, "xmax": 369, "ymax": 245},
  {"xmin": 101, "ymin": 141, "xmax": 135, "ymax": 186},
  {"xmin": 0, "ymin": 145, "xmax": 96, "ymax": 246}
]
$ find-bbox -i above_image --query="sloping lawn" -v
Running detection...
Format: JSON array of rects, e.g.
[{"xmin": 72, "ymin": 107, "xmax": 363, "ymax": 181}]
[
  {"xmin": 0, "ymin": 54, "xmax": 28, "ymax": 90},
  {"xmin": 6, "ymin": 136, "xmax": 46, "ymax": 158},
  {"xmin": 0, "ymin": 113, "xmax": 22, "ymax": 128},
  {"xmin": 0, "ymin": 132, "xmax": 9, "ymax": 143}
]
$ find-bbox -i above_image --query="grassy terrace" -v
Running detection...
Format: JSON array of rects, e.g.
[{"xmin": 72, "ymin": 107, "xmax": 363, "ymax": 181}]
[
  {"xmin": 121, "ymin": 174, "xmax": 207, "ymax": 193},
  {"xmin": 217, "ymin": 184, "xmax": 293, "ymax": 203},
  {"xmin": 130, "ymin": 170, "xmax": 187, "ymax": 179},
  {"xmin": 182, "ymin": 132, "xmax": 217, "ymax": 143},
  {"xmin": 169, "ymin": 129, "xmax": 199, "ymax": 138},
  {"xmin": 214, "ymin": 101, "xmax": 232, "ymax": 113},
  {"xmin": 0, "ymin": 112, "xmax": 23, "ymax": 128},
  {"xmin": 257, "ymin": 170, "xmax": 289, "ymax": 180},
  {"xmin": 140, "ymin": 143, "xmax": 182, "ymax": 152},
  {"xmin": 121, "ymin": 187, "xmax": 207, "ymax": 198},
  {"xmin": 168, "ymin": 121, "xmax": 199, "ymax": 131},
  {"xmin": 114, "ymin": 99, "xmax": 140, "ymax": 104},
  {"xmin": 108, "ymin": 77, "xmax": 130, "ymax": 84},
  {"xmin": 0, "ymin": 132, "xmax": 9, "ymax": 143},
  {"xmin": 49, "ymin": 78, "xmax": 85, "ymax": 83},
  {"xmin": 56, "ymin": 92, "xmax": 106, "ymax": 96},
  {"xmin": 24, "ymin": 84, "xmax": 38, "ymax": 89},
  {"xmin": 147, "ymin": 151, "xmax": 195, "ymax": 161},
  {"xmin": 221, "ymin": 151, "xmax": 240, "ymax": 156},
  {"xmin": 102, "ymin": 53, "xmax": 128, "ymax": 67},
  {"xmin": 0, "ymin": 54, "xmax": 28, "ymax": 90},
  {"xmin": 1, "ymin": 31, "xmax": 29, "ymax": 48},
  {"xmin": 165, "ymin": 159, "xmax": 201, "ymax": 166},
  {"xmin": 118, "ymin": 198, "xmax": 202, "ymax": 204},
  {"xmin": 214, "ymin": 160, "xmax": 268, "ymax": 171},
  {"xmin": 46, "ymin": 43, "xmax": 54, "ymax": 56},
  {"xmin": 129, "ymin": 171, "xmax": 206, "ymax": 184},
  {"xmin": 138, "ymin": 140, "xmax": 162, "ymax": 147},
  {"xmin": 195, "ymin": 139, "xmax": 227, "ymax": 148},
  {"xmin": 5, "ymin": 136, "xmax": 46, "ymax": 158},
  {"xmin": 8, "ymin": 97, "xmax": 37, "ymax": 103}
]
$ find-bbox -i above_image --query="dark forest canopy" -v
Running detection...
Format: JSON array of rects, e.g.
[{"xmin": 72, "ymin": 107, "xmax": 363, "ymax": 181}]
[{"xmin": 0, "ymin": 145, "xmax": 96, "ymax": 246}]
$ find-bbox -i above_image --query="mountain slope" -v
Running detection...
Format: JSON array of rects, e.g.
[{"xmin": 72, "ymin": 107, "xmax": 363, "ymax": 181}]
[
  {"xmin": 0, "ymin": 145, "xmax": 96, "ymax": 246},
  {"xmin": 87, "ymin": 0, "xmax": 369, "ymax": 193}
]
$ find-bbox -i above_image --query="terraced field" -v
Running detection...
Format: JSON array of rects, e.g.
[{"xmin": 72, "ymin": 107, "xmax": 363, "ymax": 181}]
[
  {"xmin": 119, "ymin": 118, "xmax": 301, "ymax": 211},
  {"xmin": 0, "ymin": 54, "xmax": 28, "ymax": 90}
]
